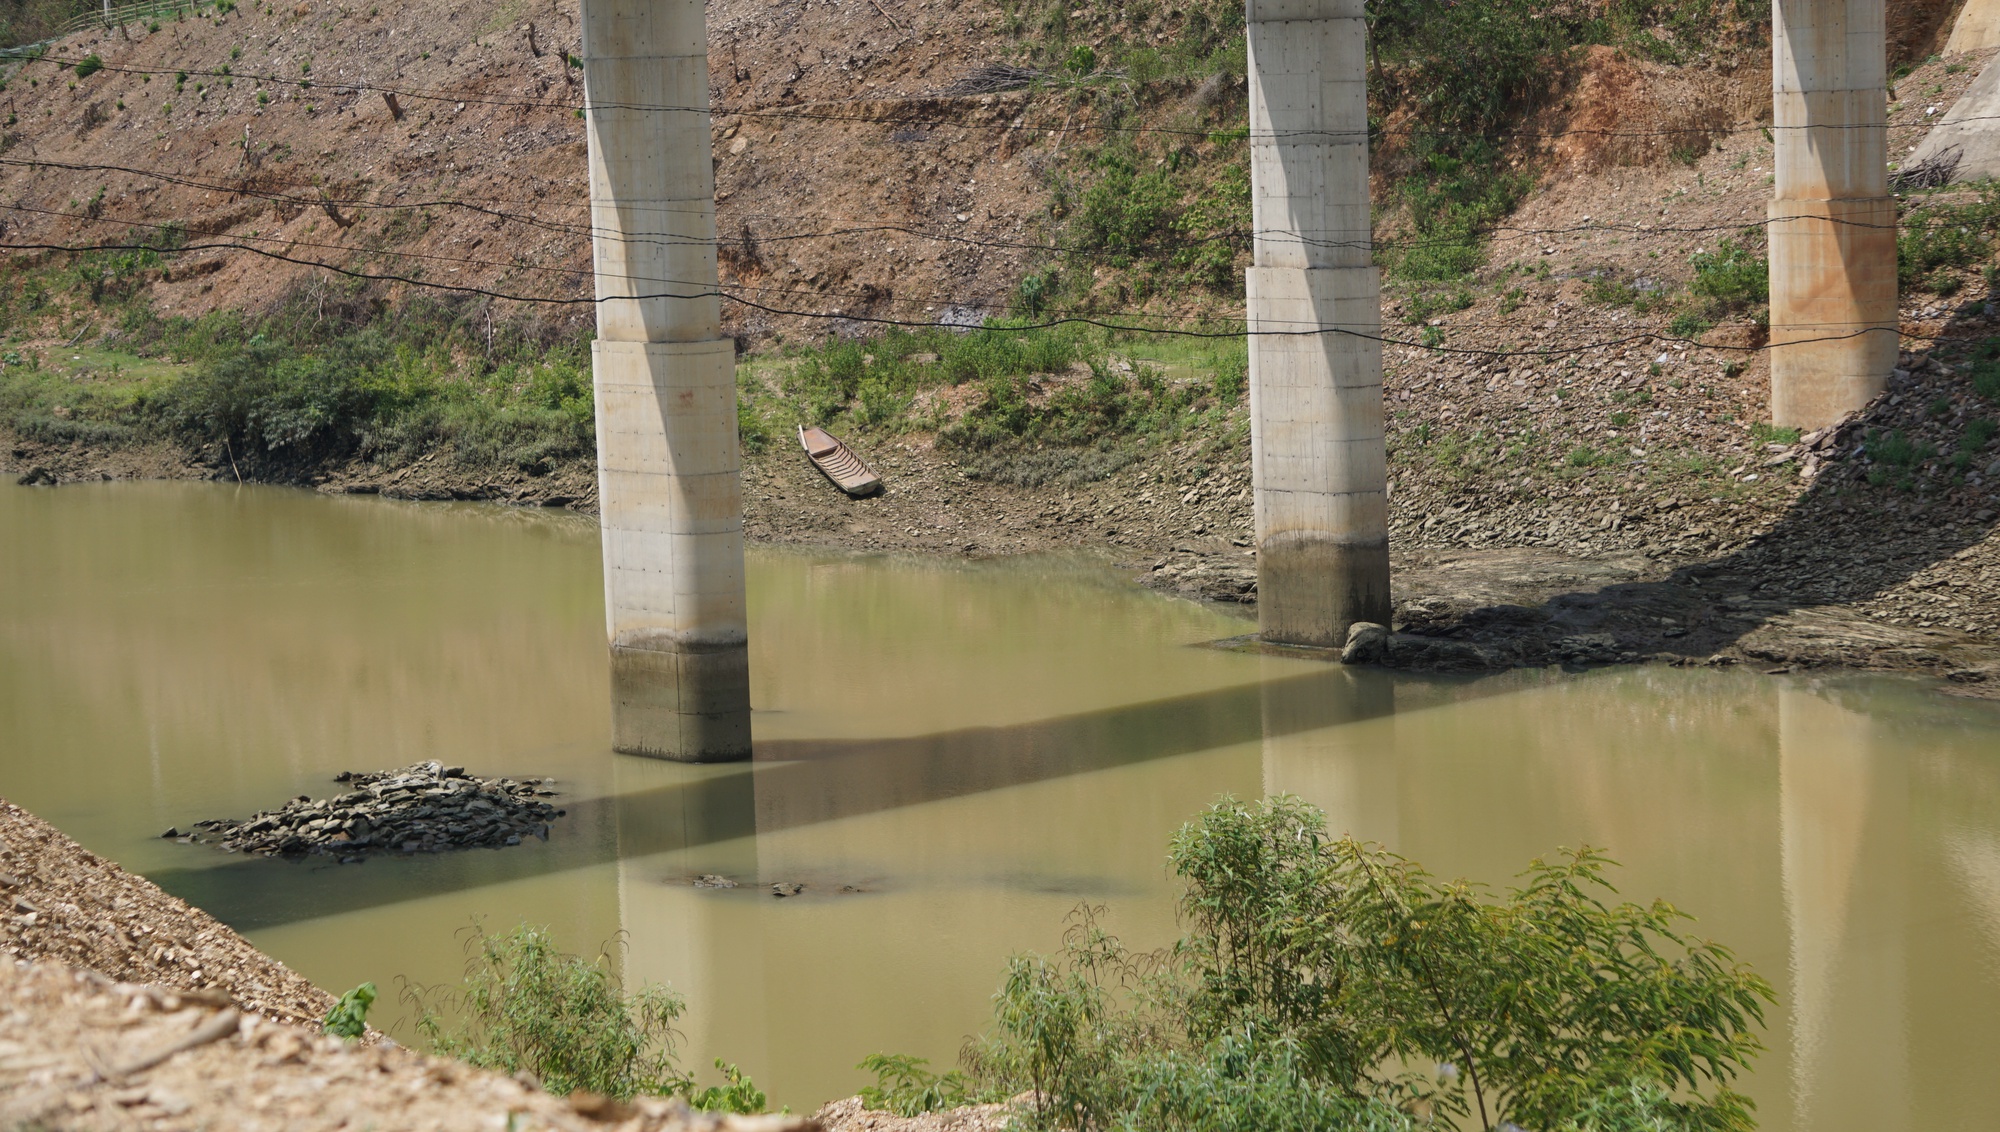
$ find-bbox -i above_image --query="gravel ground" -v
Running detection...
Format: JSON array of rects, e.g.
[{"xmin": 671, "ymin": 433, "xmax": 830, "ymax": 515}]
[
  {"xmin": 811, "ymin": 1098, "xmax": 1012, "ymax": 1132},
  {"xmin": 0, "ymin": 800, "xmax": 333, "ymax": 1028},
  {"xmin": 0, "ymin": 957, "xmax": 816, "ymax": 1132}
]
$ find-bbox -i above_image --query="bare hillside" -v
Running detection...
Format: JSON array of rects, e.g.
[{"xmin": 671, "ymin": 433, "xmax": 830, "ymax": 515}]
[{"xmin": 0, "ymin": 0, "xmax": 1042, "ymax": 339}]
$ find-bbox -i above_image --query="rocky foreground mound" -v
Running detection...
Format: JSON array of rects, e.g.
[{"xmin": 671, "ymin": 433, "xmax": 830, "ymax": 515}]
[
  {"xmin": 180, "ymin": 762, "xmax": 565, "ymax": 862},
  {"xmin": 0, "ymin": 958, "xmax": 817, "ymax": 1132},
  {"xmin": 0, "ymin": 800, "xmax": 332, "ymax": 1027}
]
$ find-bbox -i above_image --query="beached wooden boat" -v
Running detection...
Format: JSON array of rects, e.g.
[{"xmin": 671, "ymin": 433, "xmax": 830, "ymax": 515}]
[{"xmin": 798, "ymin": 425, "xmax": 883, "ymax": 496}]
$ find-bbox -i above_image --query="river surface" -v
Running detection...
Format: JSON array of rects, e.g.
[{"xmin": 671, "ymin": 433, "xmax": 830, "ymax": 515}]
[{"xmin": 4, "ymin": 480, "xmax": 2000, "ymax": 1126}]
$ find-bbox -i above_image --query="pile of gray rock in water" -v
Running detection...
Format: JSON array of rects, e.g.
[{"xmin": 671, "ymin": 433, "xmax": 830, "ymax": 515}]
[{"xmin": 174, "ymin": 762, "xmax": 565, "ymax": 864}]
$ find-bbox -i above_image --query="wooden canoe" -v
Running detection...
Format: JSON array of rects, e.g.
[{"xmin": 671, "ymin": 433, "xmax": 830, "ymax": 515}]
[{"xmin": 798, "ymin": 425, "xmax": 883, "ymax": 496}]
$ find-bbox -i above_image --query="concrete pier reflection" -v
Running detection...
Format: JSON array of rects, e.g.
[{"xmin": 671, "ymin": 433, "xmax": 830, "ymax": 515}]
[
  {"xmin": 1778, "ymin": 688, "xmax": 1907, "ymax": 1131},
  {"xmin": 1257, "ymin": 660, "xmax": 1398, "ymax": 845}
]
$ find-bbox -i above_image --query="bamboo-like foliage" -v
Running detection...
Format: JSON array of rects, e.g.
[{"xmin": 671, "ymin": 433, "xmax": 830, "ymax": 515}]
[
  {"xmin": 937, "ymin": 796, "xmax": 1773, "ymax": 1132},
  {"xmin": 404, "ymin": 923, "xmax": 693, "ymax": 1101},
  {"xmin": 1172, "ymin": 797, "xmax": 1772, "ymax": 1131}
]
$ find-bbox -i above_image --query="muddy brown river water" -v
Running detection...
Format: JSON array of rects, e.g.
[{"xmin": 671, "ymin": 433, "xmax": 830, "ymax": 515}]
[{"xmin": 4, "ymin": 480, "xmax": 2000, "ymax": 1126}]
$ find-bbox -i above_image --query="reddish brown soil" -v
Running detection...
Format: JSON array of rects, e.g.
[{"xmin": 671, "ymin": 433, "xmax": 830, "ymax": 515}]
[{"xmin": 0, "ymin": 0, "xmax": 1041, "ymax": 340}]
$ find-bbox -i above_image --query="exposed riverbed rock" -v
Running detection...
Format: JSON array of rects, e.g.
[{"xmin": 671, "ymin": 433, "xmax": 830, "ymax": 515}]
[{"xmin": 184, "ymin": 763, "xmax": 564, "ymax": 863}]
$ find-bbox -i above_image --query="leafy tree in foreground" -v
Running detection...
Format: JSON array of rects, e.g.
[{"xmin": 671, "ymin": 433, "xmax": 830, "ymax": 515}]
[
  {"xmin": 402, "ymin": 922, "xmax": 765, "ymax": 1113},
  {"xmin": 871, "ymin": 796, "xmax": 1773, "ymax": 1132}
]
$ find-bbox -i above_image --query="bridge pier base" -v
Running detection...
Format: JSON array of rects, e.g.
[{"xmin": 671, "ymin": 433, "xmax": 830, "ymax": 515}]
[
  {"xmin": 1769, "ymin": 0, "xmax": 1898, "ymax": 430},
  {"xmin": 584, "ymin": 0, "xmax": 751, "ymax": 761},
  {"xmin": 1245, "ymin": 0, "xmax": 1390, "ymax": 649}
]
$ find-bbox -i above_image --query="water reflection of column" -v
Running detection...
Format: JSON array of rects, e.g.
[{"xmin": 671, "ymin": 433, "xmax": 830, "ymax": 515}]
[
  {"xmin": 612, "ymin": 757, "xmax": 766, "ymax": 1076},
  {"xmin": 1259, "ymin": 663, "xmax": 1397, "ymax": 846},
  {"xmin": 1778, "ymin": 687, "xmax": 1907, "ymax": 1132}
]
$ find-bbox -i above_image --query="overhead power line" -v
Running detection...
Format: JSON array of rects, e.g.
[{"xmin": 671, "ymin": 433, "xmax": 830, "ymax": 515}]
[{"xmin": 0, "ymin": 228, "xmax": 1958, "ymax": 368}]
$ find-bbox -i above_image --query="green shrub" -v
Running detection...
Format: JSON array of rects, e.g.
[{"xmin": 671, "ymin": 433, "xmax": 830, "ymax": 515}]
[
  {"xmin": 73, "ymin": 53, "xmax": 102, "ymax": 79},
  {"xmin": 1866, "ymin": 428, "xmax": 1935, "ymax": 468},
  {"xmin": 1211, "ymin": 346, "xmax": 1247, "ymax": 403},
  {"xmin": 1669, "ymin": 311, "xmax": 1712, "ymax": 338},
  {"xmin": 1402, "ymin": 285, "xmax": 1475, "ymax": 325},
  {"xmin": 1688, "ymin": 238, "xmax": 1768, "ymax": 309},
  {"xmin": 689, "ymin": 1060, "xmax": 767, "ymax": 1115},
  {"xmin": 159, "ymin": 333, "xmax": 392, "ymax": 458},
  {"xmin": 942, "ymin": 358, "xmax": 1202, "ymax": 458},
  {"xmin": 323, "ymin": 982, "xmax": 376, "ymax": 1039},
  {"xmin": 1952, "ymin": 417, "xmax": 1996, "ymax": 473},
  {"xmin": 405, "ymin": 923, "xmax": 696, "ymax": 1101},
  {"xmin": 913, "ymin": 797, "xmax": 1772, "ymax": 1132},
  {"xmin": 1970, "ymin": 340, "xmax": 2000, "ymax": 400},
  {"xmin": 859, "ymin": 1054, "xmax": 981, "ymax": 1117}
]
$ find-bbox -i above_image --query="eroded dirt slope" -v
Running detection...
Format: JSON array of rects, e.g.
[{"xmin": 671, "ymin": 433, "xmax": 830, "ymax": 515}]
[
  {"xmin": 0, "ymin": 798, "xmax": 333, "ymax": 1027},
  {"xmin": 0, "ymin": 0, "xmax": 1040, "ymax": 339}
]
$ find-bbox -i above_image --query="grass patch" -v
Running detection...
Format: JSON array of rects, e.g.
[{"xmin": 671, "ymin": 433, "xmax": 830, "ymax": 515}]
[
  {"xmin": 739, "ymin": 321, "xmax": 1250, "ymax": 484},
  {"xmin": 1899, "ymin": 185, "xmax": 2000, "ymax": 295},
  {"xmin": 1689, "ymin": 239, "xmax": 1767, "ymax": 306},
  {"xmin": 997, "ymin": 0, "xmax": 1763, "ymax": 314},
  {"xmin": 1864, "ymin": 427, "xmax": 1937, "ymax": 489},
  {"xmin": 1953, "ymin": 417, "xmax": 1996, "ymax": 473},
  {"xmin": 1, "ymin": 250, "xmax": 598, "ymax": 476},
  {"xmin": 1566, "ymin": 443, "xmax": 1621, "ymax": 468}
]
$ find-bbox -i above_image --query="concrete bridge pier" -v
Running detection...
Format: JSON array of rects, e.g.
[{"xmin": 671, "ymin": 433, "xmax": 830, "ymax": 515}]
[
  {"xmin": 1769, "ymin": 0, "xmax": 1899, "ymax": 430},
  {"xmin": 1245, "ymin": 0, "xmax": 1391, "ymax": 649},
  {"xmin": 583, "ymin": 0, "xmax": 751, "ymax": 760}
]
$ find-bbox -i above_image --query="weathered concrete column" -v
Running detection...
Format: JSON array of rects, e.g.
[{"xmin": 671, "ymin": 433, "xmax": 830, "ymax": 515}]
[
  {"xmin": 1245, "ymin": 0, "xmax": 1390, "ymax": 648},
  {"xmin": 1769, "ymin": 0, "xmax": 1898, "ymax": 429},
  {"xmin": 584, "ymin": 0, "xmax": 750, "ymax": 761}
]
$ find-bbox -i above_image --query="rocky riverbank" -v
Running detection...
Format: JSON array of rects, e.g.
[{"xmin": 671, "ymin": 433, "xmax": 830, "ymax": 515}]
[
  {"xmin": 0, "ymin": 800, "xmax": 332, "ymax": 1027},
  {"xmin": 12, "ymin": 403, "xmax": 2000, "ymax": 692},
  {"xmin": 179, "ymin": 763, "xmax": 566, "ymax": 863},
  {"xmin": 0, "ymin": 795, "xmax": 970, "ymax": 1132}
]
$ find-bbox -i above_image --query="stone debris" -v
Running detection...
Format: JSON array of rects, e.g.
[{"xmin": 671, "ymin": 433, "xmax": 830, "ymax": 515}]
[
  {"xmin": 184, "ymin": 762, "xmax": 565, "ymax": 862},
  {"xmin": 693, "ymin": 875, "xmax": 738, "ymax": 889},
  {"xmin": 0, "ymin": 957, "xmax": 822, "ymax": 1132},
  {"xmin": 813, "ymin": 1096, "xmax": 1015, "ymax": 1132},
  {"xmin": 0, "ymin": 799, "xmax": 334, "ymax": 1028}
]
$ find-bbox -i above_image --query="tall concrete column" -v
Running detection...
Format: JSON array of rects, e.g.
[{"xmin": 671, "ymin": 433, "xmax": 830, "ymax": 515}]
[
  {"xmin": 584, "ymin": 0, "xmax": 751, "ymax": 760},
  {"xmin": 1770, "ymin": 0, "xmax": 1898, "ymax": 429},
  {"xmin": 1245, "ymin": 0, "xmax": 1390, "ymax": 649}
]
